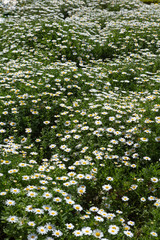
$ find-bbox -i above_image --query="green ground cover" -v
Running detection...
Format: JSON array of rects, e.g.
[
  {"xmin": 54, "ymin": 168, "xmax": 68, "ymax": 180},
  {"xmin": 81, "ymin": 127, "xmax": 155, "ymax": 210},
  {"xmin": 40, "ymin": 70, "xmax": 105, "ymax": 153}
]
[
  {"xmin": 141, "ymin": 0, "xmax": 160, "ymax": 4},
  {"xmin": 0, "ymin": 0, "xmax": 160, "ymax": 239}
]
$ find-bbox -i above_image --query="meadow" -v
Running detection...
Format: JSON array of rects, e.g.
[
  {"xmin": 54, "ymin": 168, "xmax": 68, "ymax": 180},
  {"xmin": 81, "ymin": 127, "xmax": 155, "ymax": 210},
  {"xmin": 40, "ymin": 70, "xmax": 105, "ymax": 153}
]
[{"xmin": 0, "ymin": 0, "xmax": 160, "ymax": 239}]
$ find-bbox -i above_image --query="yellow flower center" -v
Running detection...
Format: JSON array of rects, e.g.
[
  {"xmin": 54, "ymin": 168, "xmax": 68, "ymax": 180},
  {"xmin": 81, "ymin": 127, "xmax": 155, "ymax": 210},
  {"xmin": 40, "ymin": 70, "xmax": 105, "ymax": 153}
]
[{"xmin": 96, "ymin": 232, "xmax": 100, "ymax": 236}]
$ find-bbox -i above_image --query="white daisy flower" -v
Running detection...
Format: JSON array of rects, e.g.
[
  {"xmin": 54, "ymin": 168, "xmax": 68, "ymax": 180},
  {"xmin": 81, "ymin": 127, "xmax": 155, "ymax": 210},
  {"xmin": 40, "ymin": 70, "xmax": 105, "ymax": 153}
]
[
  {"xmin": 37, "ymin": 226, "xmax": 48, "ymax": 235},
  {"xmin": 7, "ymin": 216, "xmax": 18, "ymax": 223},
  {"xmin": 92, "ymin": 229, "xmax": 104, "ymax": 238}
]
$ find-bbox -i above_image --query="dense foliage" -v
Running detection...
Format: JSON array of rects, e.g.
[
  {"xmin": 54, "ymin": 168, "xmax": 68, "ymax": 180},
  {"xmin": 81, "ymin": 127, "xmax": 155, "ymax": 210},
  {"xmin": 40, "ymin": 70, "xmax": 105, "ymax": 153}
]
[
  {"xmin": 141, "ymin": 0, "xmax": 160, "ymax": 4},
  {"xmin": 0, "ymin": 0, "xmax": 160, "ymax": 239}
]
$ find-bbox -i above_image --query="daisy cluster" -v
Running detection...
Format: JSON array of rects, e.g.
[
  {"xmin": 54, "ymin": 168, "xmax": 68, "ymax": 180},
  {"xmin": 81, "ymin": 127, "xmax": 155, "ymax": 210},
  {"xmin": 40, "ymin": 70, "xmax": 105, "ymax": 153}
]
[
  {"xmin": 0, "ymin": 0, "xmax": 160, "ymax": 239},
  {"xmin": 0, "ymin": 0, "xmax": 17, "ymax": 15}
]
